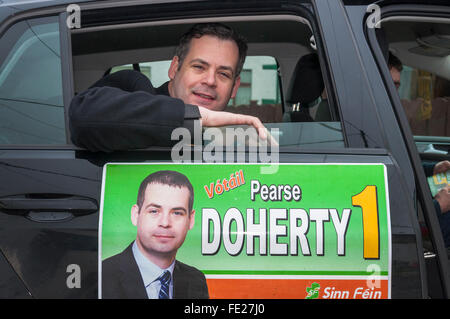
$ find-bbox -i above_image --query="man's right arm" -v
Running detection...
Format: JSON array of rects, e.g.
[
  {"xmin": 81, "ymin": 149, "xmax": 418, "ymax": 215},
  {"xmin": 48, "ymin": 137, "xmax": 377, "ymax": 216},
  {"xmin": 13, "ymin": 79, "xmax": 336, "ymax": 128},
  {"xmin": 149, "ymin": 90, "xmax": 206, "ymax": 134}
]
[
  {"xmin": 69, "ymin": 85, "xmax": 199, "ymax": 152},
  {"xmin": 69, "ymin": 70, "xmax": 267, "ymax": 152}
]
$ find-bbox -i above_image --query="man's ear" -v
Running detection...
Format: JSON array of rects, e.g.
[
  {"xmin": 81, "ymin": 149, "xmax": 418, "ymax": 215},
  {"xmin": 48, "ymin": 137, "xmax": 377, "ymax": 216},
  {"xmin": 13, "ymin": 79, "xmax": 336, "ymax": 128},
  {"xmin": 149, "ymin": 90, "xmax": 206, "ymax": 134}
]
[
  {"xmin": 231, "ymin": 75, "xmax": 241, "ymax": 99},
  {"xmin": 188, "ymin": 210, "xmax": 195, "ymax": 230},
  {"xmin": 131, "ymin": 204, "xmax": 140, "ymax": 227},
  {"xmin": 168, "ymin": 56, "xmax": 180, "ymax": 80}
]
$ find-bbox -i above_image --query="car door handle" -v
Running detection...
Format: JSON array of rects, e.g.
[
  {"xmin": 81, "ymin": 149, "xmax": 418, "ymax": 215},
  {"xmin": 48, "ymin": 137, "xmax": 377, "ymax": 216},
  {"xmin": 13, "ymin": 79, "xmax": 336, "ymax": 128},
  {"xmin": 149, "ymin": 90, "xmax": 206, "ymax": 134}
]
[
  {"xmin": 423, "ymin": 144, "xmax": 448, "ymax": 155},
  {"xmin": 0, "ymin": 194, "xmax": 98, "ymax": 221}
]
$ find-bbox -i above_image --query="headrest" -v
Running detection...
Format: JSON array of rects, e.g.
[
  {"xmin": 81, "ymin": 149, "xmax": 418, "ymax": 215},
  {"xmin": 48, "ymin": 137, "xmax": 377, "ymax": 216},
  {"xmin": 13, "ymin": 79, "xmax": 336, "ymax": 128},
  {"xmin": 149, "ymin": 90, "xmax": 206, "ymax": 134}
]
[{"xmin": 286, "ymin": 53, "xmax": 324, "ymax": 105}]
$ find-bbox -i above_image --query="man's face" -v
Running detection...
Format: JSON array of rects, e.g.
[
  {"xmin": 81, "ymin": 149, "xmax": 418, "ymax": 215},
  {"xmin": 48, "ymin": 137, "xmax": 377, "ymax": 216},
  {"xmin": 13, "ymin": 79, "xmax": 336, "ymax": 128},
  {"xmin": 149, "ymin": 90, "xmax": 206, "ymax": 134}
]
[
  {"xmin": 390, "ymin": 67, "xmax": 401, "ymax": 90},
  {"xmin": 131, "ymin": 183, "xmax": 195, "ymax": 262},
  {"xmin": 168, "ymin": 35, "xmax": 241, "ymax": 111}
]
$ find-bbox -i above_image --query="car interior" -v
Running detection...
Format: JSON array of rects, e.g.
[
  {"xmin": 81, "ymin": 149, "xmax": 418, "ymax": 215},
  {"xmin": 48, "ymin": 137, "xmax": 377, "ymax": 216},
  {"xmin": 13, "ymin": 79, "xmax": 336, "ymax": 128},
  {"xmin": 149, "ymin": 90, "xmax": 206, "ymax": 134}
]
[
  {"xmin": 380, "ymin": 17, "xmax": 450, "ymax": 256},
  {"xmin": 382, "ymin": 18, "xmax": 450, "ymax": 144},
  {"xmin": 70, "ymin": 16, "xmax": 345, "ymax": 149}
]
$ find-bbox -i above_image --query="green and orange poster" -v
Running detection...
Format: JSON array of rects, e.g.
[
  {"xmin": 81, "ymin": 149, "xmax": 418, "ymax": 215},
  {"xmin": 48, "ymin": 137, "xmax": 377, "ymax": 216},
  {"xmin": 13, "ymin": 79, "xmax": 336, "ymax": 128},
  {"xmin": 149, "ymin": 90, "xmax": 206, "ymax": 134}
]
[{"xmin": 99, "ymin": 163, "xmax": 391, "ymax": 299}]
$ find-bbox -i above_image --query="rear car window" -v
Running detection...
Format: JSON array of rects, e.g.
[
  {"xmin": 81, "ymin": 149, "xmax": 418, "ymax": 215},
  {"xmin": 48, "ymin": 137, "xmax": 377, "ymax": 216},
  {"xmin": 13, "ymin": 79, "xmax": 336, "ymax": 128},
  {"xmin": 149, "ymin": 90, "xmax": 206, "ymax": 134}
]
[
  {"xmin": 399, "ymin": 64, "xmax": 450, "ymax": 139},
  {"xmin": 377, "ymin": 17, "xmax": 450, "ymax": 256},
  {"xmin": 380, "ymin": 19, "xmax": 450, "ymax": 150}
]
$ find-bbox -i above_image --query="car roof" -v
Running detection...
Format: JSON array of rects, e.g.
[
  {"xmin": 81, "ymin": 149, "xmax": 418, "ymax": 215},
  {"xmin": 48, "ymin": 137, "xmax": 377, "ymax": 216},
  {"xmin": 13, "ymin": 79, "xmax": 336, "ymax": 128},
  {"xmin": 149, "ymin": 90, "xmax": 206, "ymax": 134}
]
[
  {"xmin": 3, "ymin": 0, "xmax": 450, "ymax": 16},
  {"xmin": 0, "ymin": 0, "xmax": 202, "ymax": 14},
  {"xmin": 0, "ymin": 0, "xmax": 93, "ymax": 8},
  {"xmin": 3, "ymin": 0, "xmax": 450, "ymax": 10}
]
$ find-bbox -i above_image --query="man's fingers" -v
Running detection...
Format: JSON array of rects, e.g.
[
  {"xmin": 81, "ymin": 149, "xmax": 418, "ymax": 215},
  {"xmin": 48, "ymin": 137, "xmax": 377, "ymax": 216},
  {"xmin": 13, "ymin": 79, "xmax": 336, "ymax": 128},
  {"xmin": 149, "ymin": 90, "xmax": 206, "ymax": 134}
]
[
  {"xmin": 235, "ymin": 114, "xmax": 269, "ymax": 140},
  {"xmin": 433, "ymin": 160, "xmax": 450, "ymax": 175},
  {"xmin": 436, "ymin": 185, "xmax": 450, "ymax": 213},
  {"xmin": 199, "ymin": 107, "xmax": 269, "ymax": 140},
  {"xmin": 246, "ymin": 116, "xmax": 267, "ymax": 140}
]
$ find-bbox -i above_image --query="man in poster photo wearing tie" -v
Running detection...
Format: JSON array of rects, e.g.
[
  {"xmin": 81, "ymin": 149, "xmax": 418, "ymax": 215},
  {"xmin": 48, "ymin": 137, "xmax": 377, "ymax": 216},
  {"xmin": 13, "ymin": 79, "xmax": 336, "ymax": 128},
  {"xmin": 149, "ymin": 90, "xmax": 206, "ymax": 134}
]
[{"xmin": 101, "ymin": 170, "xmax": 209, "ymax": 299}]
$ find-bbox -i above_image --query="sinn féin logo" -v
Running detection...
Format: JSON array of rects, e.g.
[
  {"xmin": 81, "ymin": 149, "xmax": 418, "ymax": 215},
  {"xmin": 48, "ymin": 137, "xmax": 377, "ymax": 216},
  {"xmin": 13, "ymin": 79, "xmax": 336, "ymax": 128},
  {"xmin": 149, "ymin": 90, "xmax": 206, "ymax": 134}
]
[{"xmin": 306, "ymin": 283, "xmax": 320, "ymax": 299}]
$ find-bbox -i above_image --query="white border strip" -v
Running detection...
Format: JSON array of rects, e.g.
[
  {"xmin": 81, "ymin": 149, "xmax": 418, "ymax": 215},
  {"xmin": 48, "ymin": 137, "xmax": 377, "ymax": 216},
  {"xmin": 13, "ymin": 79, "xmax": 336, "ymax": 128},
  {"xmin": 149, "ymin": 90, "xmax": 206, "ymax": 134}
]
[
  {"xmin": 205, "ymin": 274, "xmax": 389, "ymax": 281},
  {"xmin": 101, "ymin": 162, "xmax": 388, "ymax": 167},
  {"xmin": 383, "ymin": 164, "xmax": 392, "ymax": 299},
  {"xmin": 97, "ymin": 164, "xmax": 108, "ymax": 299}
]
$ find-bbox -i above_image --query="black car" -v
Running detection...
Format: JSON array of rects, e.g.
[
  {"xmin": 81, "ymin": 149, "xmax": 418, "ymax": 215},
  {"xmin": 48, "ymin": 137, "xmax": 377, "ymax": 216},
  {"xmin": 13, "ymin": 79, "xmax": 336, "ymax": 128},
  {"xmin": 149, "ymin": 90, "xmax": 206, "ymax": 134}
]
[{"xmin": 0, "ymin": 0, "xmax": 449, "ymax": 299}]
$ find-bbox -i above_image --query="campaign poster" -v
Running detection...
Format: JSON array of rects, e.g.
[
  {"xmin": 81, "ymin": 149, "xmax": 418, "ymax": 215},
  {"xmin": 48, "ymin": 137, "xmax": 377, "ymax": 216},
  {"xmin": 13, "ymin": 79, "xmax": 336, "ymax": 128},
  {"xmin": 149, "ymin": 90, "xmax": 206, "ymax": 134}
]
[{"xmin": 99, "ymin": 163, "xmax": 391, "ymax": 299}]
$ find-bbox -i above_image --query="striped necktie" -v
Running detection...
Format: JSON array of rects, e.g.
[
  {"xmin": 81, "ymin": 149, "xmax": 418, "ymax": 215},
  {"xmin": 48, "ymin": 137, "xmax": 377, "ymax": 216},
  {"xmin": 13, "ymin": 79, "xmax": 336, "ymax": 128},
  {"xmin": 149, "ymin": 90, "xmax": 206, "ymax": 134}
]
[{"xmin": 158, "ymin": 270, "xmax": 171, "ymax": 299}]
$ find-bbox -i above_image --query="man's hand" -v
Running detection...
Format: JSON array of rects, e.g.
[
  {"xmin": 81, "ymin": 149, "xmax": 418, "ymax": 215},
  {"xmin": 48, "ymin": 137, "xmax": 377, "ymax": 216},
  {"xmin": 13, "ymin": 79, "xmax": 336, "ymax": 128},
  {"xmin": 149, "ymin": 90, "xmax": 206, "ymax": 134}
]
[
  {"xmin": 198, "ymin": 106, "xmax": 268, "ymax": 140},
  {"xmin": 433, "ymin": 160, "xmax": 450, "ymax": 175},
  {"xmin": 435, "ymin": 185, "xmax": 450, "ymax": 214}
]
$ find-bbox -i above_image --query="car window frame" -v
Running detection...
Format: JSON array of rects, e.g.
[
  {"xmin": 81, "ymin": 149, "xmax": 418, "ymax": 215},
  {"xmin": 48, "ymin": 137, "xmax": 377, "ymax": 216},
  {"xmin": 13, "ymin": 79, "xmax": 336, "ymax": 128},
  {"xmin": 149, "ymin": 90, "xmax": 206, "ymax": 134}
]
[
  {"xmin": 365, "ymin": 3, "xmax": 450, "ymax": 298},
  {"xmin": 60, "ymin": 11, "xmax": 75, "ymax": 144},
  {"xmin": 68, "ymin": 5, "xmax": 349, "ymax": 153}
]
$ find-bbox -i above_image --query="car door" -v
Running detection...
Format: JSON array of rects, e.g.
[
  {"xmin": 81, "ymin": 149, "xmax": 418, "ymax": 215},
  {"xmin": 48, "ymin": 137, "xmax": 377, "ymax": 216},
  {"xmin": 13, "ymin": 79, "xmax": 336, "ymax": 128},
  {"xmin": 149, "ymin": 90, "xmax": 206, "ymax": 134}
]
[
  {"xmin": 74, "ymin": 0, "xmax": 429, "ymax": 299},
  {"xmin": 352, "ymin": 0, "xmax": 450, "ymax": 298}
]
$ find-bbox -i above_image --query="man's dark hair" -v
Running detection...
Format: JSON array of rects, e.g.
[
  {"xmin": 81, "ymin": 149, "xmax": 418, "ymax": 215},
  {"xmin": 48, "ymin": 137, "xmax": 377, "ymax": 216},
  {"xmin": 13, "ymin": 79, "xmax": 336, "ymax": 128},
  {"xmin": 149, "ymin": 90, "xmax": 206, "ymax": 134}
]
[
  {"xmin": 136, "ymin": 170, "xmax": 194, "ymax": 213},
  {"xmin": 175, "ymin": 23, "xmax": 248, "ymax": 78},
  {"xmin": 388, "ymin": 51, "xmax": 403, "ymax": 72}
]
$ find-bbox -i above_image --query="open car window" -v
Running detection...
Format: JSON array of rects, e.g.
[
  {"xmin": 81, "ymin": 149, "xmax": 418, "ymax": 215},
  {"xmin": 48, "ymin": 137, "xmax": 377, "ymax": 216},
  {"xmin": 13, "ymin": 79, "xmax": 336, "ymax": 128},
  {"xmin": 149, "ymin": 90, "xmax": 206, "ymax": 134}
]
[{"xmin": 72, "ymin": 18, "xmax": 345, "ymax": 150}]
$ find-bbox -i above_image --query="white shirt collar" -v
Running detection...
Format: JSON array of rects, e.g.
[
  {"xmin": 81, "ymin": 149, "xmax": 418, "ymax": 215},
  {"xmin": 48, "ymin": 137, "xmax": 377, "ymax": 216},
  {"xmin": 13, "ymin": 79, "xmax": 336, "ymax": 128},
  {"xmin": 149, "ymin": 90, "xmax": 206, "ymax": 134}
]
[{"xmin": 132, "ymin": 241, "xmax": 175, "ymax": 287}]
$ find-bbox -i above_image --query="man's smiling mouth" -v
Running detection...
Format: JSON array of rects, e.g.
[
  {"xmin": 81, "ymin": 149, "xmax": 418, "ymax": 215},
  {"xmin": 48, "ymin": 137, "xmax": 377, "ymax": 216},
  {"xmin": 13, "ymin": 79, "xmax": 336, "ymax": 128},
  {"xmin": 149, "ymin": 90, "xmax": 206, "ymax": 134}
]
[{"xmin": 193, "ymin": 91, "xmax": 215, "ymax": 100}]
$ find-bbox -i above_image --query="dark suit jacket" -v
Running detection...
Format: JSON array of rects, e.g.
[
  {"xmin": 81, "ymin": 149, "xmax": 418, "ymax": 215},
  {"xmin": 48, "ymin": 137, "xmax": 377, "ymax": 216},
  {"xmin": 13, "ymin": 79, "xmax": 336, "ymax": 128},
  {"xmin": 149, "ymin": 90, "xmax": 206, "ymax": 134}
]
[
  {"xmin": 69, "ymin": 70, "xmax": 200, "ymax": 152},
  {"xmin": 101, "ymin": 243, "xmax": 209, "ymax": 299}
]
